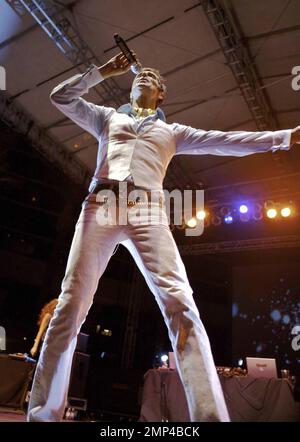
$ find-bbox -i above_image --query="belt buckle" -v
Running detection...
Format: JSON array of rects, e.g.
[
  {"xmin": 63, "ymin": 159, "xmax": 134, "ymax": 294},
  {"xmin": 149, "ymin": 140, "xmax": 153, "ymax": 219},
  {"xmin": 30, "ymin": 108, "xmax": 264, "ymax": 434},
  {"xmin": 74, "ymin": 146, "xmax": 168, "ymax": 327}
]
[
  {"xmin": 127, "ymin": 200, "xmax": 136, "ymax": 207},
  {"xmin": 127, "ymin": 194, "xmax": 143, "ymax": 207}
]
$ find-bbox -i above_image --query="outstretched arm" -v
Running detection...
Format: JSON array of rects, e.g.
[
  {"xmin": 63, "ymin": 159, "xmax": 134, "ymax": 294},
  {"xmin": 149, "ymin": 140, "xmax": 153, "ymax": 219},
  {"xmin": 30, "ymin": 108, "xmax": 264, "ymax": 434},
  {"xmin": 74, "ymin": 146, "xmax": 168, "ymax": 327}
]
[
  {"xmin": 173, "ymin": 123, "xmax": 295, "ymax": 157},
  {"xmin": 291, "ymin": 126, "xmax": 300, "ymax": 145},
  {"xmin": 50, "ymin": 53, "xmax": 134, "ymax": 139}
]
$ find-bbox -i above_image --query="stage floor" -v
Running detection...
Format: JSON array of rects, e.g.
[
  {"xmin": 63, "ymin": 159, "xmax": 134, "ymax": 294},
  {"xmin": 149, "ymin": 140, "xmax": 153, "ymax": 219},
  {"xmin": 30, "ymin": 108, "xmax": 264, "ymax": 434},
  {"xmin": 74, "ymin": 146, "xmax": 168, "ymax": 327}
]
[
  {"xmin": 0, "ymin": 410, "xmax": 26, "ymax": 422},
  {"xmin": 0, "ymin": 411, "xmax": 80, "ymax": 422},
  {"xmin": 0, "ymin": 409, "xmax": 139, "ymax": 422}
]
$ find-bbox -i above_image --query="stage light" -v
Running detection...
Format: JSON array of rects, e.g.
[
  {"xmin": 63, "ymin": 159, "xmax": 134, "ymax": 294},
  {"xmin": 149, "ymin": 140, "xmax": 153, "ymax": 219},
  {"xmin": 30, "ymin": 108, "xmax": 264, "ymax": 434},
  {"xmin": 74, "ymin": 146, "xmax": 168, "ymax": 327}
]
[
  {"xmin": 161, "ymin": 354, "xmax": 168, "ymax": 363},
  {"xmin": 266, "ymin": 208, "xmax": 277, "ymax": 219},
  {"xmin": 252, "ymin": 202, "xmax": 263, "ymax": 220},
  {"xmin": 186, "ymin": 217, "xmax": 197, "ymax": 228},
  {"xmin": 224, "ymin": 215, "xmax": 233, "ymax": 224},
  {"xmin": 239, "ymin": 204, "xmax": 248, "ymax": 214},
  {"xmin": 238, "ymin": 358, "xmax": 243, "ymax": 367},
  {"xmin": 281, "ymin": 207, "xmax": 291, "ymax": 217},
  {"xmin": 211, "ymin": 215, "xmax": 222, "ymax": 226},
  {"xmin": 196, "ymin": 210, "xmax": 206, "ymax": 220}
]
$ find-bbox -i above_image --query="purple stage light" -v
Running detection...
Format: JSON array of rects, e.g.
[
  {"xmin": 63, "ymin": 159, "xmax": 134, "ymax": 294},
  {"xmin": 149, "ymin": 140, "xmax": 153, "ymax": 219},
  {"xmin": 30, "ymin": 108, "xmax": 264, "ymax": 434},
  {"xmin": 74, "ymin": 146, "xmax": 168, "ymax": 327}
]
[
  {"xmin": 224, "ymin": 215, "xmax": 233, "ymax": 224},
  {"xmin": 239, "ymin": 204, "xmax": 248, "ymax": 214}
]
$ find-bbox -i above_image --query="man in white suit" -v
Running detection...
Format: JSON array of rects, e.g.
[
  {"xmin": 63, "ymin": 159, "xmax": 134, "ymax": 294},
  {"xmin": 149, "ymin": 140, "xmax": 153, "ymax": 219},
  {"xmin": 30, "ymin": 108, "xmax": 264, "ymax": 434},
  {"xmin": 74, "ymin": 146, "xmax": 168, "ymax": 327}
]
[{"xmin": 27, "ymin": 52, "xmax": 300, "ymax": 422}]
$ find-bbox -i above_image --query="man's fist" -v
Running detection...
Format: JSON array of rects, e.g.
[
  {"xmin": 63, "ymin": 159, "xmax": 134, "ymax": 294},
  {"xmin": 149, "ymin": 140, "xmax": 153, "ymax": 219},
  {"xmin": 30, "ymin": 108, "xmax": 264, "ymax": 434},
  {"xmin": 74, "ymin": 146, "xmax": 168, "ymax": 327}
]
[{"xmin": 99, "ymin": 52, "xmax": 139, "ymax": 79}]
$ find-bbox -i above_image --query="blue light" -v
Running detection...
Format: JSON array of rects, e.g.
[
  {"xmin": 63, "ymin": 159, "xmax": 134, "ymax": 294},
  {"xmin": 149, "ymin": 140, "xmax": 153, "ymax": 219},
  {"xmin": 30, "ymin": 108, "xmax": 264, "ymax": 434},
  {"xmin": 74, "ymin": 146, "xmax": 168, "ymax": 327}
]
[
  {"xmin": 282, "ymin": 314, "xmax": 290, "ymax": 324},
  {"xmin": 224, "ymin": 215, "xmax": 233, "ymax": 224},
  {"xmin": 239, "ymin": 204, "xmax": 248, "ymax": 214},
  {"xmin": 270, "ymin": 309, "xmax": 281, "ymax": 322},
  {"xmin": 232, "ymin": 302, "xmax": 238, "ymax": 318},
  {"xmin": 256, "ymin": 344, "xmax": 263, "ymax": 353}
]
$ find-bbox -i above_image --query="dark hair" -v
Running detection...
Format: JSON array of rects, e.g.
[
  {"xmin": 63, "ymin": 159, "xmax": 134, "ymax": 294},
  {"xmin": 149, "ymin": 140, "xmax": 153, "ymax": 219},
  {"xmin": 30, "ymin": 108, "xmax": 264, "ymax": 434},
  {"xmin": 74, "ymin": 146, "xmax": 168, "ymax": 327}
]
[
  {"xmin": 131, "ymin": 67, "xmax": 167, "ymax": 107},
  {"xmin": 140, "ymin": 67, "xmax": 167, "ymax": 95}
]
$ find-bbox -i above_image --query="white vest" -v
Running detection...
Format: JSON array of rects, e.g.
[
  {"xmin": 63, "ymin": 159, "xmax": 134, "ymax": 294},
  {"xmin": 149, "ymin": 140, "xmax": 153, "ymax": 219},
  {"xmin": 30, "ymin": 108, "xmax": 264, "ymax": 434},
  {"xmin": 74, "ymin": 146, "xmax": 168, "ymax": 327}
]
[{"xmin": 50, "ymin": 65, "xmax": 291, "ymax": 191}]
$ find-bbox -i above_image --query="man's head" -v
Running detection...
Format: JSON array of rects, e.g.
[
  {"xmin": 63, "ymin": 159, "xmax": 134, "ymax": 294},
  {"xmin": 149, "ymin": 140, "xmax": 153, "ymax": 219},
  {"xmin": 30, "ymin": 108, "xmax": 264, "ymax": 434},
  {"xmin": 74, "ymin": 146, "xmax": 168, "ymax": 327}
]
[{"xmin": 130, "ymin": 67, "xmax": 166, "ymax": 108}]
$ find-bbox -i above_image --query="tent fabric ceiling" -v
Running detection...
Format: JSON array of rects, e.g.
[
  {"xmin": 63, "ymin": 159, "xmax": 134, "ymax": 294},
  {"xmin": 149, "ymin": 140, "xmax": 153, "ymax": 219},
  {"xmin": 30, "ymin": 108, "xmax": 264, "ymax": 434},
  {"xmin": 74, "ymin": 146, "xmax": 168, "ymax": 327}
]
[{"xmin": 1, "ymin": 0, "xmax": 300, "ymax": 197}]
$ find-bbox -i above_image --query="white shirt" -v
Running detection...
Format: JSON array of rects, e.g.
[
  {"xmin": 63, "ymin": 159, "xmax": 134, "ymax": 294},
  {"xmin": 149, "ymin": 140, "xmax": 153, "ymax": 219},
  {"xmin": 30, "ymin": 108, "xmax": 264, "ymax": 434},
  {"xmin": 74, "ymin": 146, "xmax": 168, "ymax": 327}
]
[{"xmin": 50, "ymin": 65, "xmax": 292, "ymax": 191}]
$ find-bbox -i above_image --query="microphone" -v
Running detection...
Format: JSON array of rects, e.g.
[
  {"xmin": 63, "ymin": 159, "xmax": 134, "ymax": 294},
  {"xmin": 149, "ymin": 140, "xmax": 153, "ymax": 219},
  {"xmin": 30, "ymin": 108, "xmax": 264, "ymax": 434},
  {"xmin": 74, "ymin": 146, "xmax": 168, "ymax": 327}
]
[{"xmin": 113, "ymin": 34, "xmax": 142, "ymax": 74}]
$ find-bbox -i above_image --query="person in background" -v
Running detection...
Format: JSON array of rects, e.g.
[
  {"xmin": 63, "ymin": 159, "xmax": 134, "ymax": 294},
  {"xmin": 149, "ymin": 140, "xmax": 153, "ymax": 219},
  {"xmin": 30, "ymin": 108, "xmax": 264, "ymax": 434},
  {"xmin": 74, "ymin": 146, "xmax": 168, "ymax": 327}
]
[{"xmin": 30, "ymin": 299, "xmax": 58, "ymax": 358}]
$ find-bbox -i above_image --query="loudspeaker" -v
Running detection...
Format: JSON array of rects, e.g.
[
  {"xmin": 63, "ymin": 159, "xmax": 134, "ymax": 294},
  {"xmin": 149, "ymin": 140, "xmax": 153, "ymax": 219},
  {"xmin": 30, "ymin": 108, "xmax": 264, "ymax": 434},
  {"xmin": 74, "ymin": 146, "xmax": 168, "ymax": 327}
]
[
  {"xmin": 87, "ymin": 366, "xmax": 143, "ymax": 416},
  {"xmin": 68, "ymin": 351, "xmax": 90, "ymax": 399},
  {"xmin": 0, "ymin": 355, "xmax": 36, "ymax": 410},
  {"xmin": 76, "ymin": 333, "xmax": 89, "ymax": 353}
]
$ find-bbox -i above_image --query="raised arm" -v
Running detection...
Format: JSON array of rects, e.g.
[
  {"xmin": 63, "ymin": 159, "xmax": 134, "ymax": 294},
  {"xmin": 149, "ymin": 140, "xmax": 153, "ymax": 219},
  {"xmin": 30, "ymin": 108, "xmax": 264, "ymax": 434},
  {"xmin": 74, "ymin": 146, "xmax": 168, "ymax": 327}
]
[
  {"xmin": 172, "ymin": 123, "xmax": 294, "ymax": 157},
  {"xmin": 50, "ymin": 53, "xmax": 134, "ymax": 139}
]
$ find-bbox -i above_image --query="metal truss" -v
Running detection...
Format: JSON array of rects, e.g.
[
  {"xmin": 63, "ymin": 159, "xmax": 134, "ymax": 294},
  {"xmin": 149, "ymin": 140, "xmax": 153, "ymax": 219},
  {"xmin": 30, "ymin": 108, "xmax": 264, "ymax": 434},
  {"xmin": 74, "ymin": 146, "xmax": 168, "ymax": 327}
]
[
  {"xmin": 201, "ymin": 0, "xmax": 278, "ymax": 131},
  {"xmin": 5, "ymin": 0, "xmax": 27, "ymax": 16},
  {"xmin": 0, "ymin": 90, "xmax": 91, "ymax": 187},
  {"xmin": 13, "ymin": 0, "xmax": 125, "ymax": 108},
  {"xmin": 179, "ymin": 234, "xmax": 300, "ymax": 255},
  {"xmin": 121, "ymin": 267, "xmax": 143, "ymax": 369}
]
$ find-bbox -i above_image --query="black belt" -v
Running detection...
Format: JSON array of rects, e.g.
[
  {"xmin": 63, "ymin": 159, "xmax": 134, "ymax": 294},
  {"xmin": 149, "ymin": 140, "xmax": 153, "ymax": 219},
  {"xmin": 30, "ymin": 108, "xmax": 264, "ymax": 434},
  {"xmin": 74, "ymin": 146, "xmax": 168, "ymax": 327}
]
[
  {"xmin": 91, "ymin": 182, "xmax": 149, "ymax": 194},
  {"xmin": 88, "ymin": 183, "xmax": 163, "ymax": 207}
]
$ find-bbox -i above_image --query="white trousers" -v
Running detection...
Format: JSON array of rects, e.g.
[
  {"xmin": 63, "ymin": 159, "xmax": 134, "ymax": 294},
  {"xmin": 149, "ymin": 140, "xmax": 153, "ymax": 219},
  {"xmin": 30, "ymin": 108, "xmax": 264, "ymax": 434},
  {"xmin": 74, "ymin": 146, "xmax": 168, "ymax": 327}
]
[{"xmin": 27, "ymin": 201, "xmax": 230, "ymax": 422}]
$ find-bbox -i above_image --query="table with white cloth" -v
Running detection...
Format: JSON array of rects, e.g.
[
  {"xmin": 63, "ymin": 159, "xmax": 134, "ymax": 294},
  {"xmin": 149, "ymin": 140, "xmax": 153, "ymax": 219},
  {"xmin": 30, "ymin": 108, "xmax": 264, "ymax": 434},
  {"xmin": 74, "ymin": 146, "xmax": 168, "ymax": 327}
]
[{"xmin": 139, "ymin": 368, "xmax": 300, "ymax": 422}]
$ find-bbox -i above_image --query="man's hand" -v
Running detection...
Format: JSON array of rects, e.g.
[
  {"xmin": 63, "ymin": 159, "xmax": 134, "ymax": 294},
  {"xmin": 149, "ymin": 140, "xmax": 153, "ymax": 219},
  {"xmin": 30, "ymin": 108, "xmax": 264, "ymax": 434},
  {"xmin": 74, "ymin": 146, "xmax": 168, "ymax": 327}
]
[
  {"xmin": 99, "ymin": 52, "xmax": 139, "ymax": 79},
  {"xmin": 291, "ymin": 126, "xmax": 300, "ymax": 145}
]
